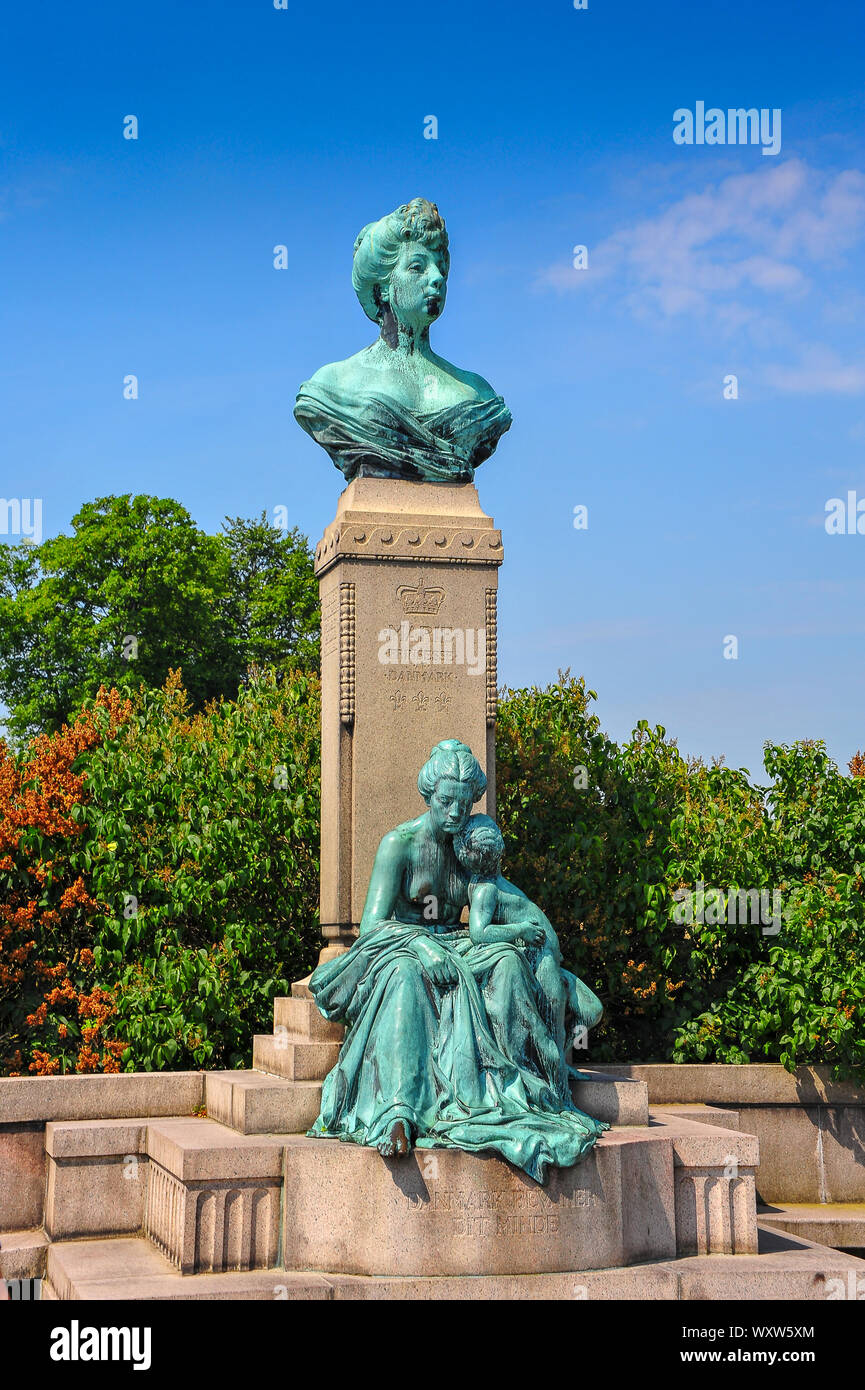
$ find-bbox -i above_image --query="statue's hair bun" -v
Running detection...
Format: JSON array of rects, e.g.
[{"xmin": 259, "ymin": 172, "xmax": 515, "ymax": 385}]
[{"xmin": 417, "ymin": 738, "xmax": 486, "ymax": 804}]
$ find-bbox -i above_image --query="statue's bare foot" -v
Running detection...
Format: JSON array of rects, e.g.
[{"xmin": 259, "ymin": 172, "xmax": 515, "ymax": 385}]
[{"xmin": 377, "ymin": 1120, "xmax": 413, "ymax": 1158}]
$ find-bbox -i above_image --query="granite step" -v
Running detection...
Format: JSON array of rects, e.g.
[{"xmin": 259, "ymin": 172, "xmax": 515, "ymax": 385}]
[
  {"xmin": 757, "ymin": 1201, "xmax": 865, "ymax": 1251},
  {"xmin": 650, "ymin": 1102, "xmax": 743, "ymax": 1131},
  {"xmin": 0, "ymin": 1229, "xmax": 48, "ymax": 1282},
  {"xmin": 252, "ymin": 1033, "xmax": 341, "ymax": 1081},
  {"xmin": 572, "ymin": 1071, "xmax": 649, "ymax": 1126},
  {"xmin": 39, "ymin": 1227, "xmax": 865, "ymax": 1301},
  {"xmin": 273, "ymin": 995, "xmax": 344, "ymax": 1042},
  {"xmin": 206, "ymin": 1071, "xmax": 322, "ymax": 1135},
  {"xmin": 47, "ymin": 1237, "xmax": 330, "ymax": 1301}
]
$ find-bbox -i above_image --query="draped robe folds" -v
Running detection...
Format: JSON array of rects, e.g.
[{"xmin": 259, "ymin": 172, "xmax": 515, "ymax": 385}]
[
  {"xmin": 307, "ymin": 922, "xmax": 609, "ymax": 1183},
  {"xmin": 293, "ymin": 380, "xmax": 513, "ymax": 483}
]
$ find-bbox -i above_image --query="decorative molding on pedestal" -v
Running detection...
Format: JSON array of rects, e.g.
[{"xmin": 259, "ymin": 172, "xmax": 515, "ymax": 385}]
[
  {"xmin": 338, "ymin": 582, "xmax": 356, "ymax": 725},
  {"xmin": 668, "ymin": 1115, "xmax": 760, "ymax": 1256},
  {"xmin": 674, "ymin": 1166, "xmax": 758, "ymax": 1256},
  {"xmin": 142, "ymin": 1119, "xmax": 284, "ymax": 1275},
  {"xmin": 485, "ymin": 587, "xmax": 497, "ymax": 727},
  {"xmin": 316, "ymin": 524, "xmax": 503, "ymax": 574},
  {"xmin": 145, "ymin": 1164, "xmax": 281, "ymax": 1274}
]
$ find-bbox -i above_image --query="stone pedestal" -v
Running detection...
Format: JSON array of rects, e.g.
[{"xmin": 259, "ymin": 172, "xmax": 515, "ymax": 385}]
[
  {"xmin": 282, "ymin": 1133, "xmax": 671, "ymax": 1278},
  {"xmin": 279, "ymin": 1114, "xmax": 761, "ymax": 1278},
  {"xmin": 314, "ymin": 479, "xmax": 503, "ymax": 957}
]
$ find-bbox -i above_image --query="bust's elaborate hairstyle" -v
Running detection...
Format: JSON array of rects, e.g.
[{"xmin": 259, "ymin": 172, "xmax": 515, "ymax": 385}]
[
  {"xmin": 453, "ymin": 814, "xmax": 504, "ymax": 878},
  {"xmin": 417, "ymin": 739, "xmax": 486, "ymax": 804},
  {"xmin": 352, "ymin": 197, "xmax": 450, "ymax": 324}
]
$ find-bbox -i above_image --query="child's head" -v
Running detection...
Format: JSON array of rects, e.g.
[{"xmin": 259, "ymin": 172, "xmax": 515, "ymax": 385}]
[{"xmin": 453, "ymin": 814, "xmax": 504, "ymax": 879}]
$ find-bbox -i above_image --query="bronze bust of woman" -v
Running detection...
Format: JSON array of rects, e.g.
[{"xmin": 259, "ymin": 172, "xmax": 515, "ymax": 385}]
[{"xmin": 294, "ymin": 198, "xmax": 512, "ymax": 482}]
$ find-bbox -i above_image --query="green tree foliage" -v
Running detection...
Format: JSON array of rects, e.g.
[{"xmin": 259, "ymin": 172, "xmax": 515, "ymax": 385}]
[
  {"xmin": 1, "ymin": 663, "xmax": 861, "ymax": 1078},
  {"xmin": 76, "ymin": 669, "xmax": 322, "ymax": 1070},
  {"xmin": 674, "ymin": 743, "xmax": 865, "ymax": 1080},
  {"xmin": 221, "ymin": 513, "xmax": 320, "ymax": 678},
  {"xmin": 496, "ymin": 673, "xmax": 865, "ymax": 1080},
  {"xmin": 0, "ymin": 496, "xmax": 320, "ymax": 742}
]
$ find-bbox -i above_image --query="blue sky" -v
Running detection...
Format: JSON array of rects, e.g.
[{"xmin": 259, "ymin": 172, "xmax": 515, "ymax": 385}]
[{"xmin": 1, "ymin": 0, "xmax": 863, "ymax": 777}]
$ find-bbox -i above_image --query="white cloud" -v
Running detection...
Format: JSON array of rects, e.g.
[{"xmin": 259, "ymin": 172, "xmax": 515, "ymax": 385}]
[
  {"xmin": 535, "ymin": 159, "xmax": 865, "ymax": 395},
  {"xmin": 763, "ymin": 346, "xmax": 865, "ymax": 395},
  {"xmin": 536, "ymin": 159, "xmax": 865, "ymax": 323}
]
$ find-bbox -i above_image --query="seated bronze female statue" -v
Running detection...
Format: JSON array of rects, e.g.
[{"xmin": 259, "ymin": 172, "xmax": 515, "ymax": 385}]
[{"xmin": 307, "ymin": 740, "xmax": 607, "ymax": 1182}]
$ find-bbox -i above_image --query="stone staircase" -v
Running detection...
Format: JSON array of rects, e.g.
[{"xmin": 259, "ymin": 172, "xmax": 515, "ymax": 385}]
[
  {"xmin": 199, "ymin": 983, "xmax": 341, "ymax": 1135},
  {"xmin": 250, "ymin": 988, "xmax": 343, "ymax": 1084},
  {"xmin": 3, "ymin": 990, "xmax": 865, "ymax": 1301}
]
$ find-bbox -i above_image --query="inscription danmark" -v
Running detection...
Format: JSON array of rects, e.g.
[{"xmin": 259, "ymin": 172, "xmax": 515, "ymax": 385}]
[{"xmin": 404, "ymin": 1185, "xmax": 597, "ymax": 1237}]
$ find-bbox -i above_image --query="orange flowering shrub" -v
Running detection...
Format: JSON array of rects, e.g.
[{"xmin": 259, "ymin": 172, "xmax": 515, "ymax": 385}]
[
  {"xmin": 0, "ymin": 688, "xmax": 131, "ymax": 1074},
  {"xmin": 2, "ymin": 668, "xmax": 321, "ymax": 1076}
]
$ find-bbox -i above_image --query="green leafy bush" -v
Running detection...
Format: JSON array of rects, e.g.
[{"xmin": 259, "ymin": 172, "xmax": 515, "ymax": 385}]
[
  {"xmin": 673, "ymin": 871, "xmax": 865, "ymax": 1080},
  {"xmin": 496, "ymin": 673, "xmax": 865, "ymax": 1080},
  {"xmin": 673, "ymin": 742, "xmax": 865, "ymax": 1080},
  {"xmin": 0, "ymin": 688, "xmax": 133, "ymax": 1076},
  {"xmin": 73, "ymin": 668, "xmax": 321, "ymax": 1070}
]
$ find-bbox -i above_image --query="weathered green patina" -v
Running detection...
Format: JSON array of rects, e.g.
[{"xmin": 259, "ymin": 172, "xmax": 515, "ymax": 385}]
[
  {"xmin": 294, "ymin": 199, "xmax": 511, "ymax": 482},
  {"xmin": 308, "ymin": 740, "xmax": 607, "ymax": 1182}
]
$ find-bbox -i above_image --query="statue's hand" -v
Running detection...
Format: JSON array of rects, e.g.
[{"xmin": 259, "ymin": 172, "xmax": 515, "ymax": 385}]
[
  {"xmin": 518, "ymin": 924, "xmax": 546, "ymax": 947},
  {"xmin": 414, "ymin": 936, "xmax": 459, "ymax": 987}
]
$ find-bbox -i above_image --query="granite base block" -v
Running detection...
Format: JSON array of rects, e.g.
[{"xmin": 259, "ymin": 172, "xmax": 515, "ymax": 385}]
[
  {"xmin": 144, "ymin": 1119, "xmax": 284, "ymax": 1273},
  {"xmin": 0, "ymin": 1123, "xmax": 45, "ymax": 1230},
  {"xmin": 281, "ymin": 1130, "xmax": 677, "ymax": 1278},
  {"xmin": 43, "ymin": 1118, "xmax": 149, "ymax": 1240}
]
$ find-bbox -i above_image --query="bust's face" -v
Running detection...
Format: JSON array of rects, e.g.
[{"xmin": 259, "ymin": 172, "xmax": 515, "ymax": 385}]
[
  {"xmin": 428, "ymin": 777, "xmax": 474, "ymax": 836},
  {"xmin": 387, "ymin": 242, "xmax": 448, "ymax": 332}
]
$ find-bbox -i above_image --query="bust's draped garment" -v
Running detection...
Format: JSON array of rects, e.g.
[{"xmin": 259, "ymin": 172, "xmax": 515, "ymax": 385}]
[
  {"xmin": 307, "ymin": 924, "xmax": 608, "ymax": 1183},
  {"xmin": 294, "ymin": 381, "xmax": 512, "ymax": 482}
]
